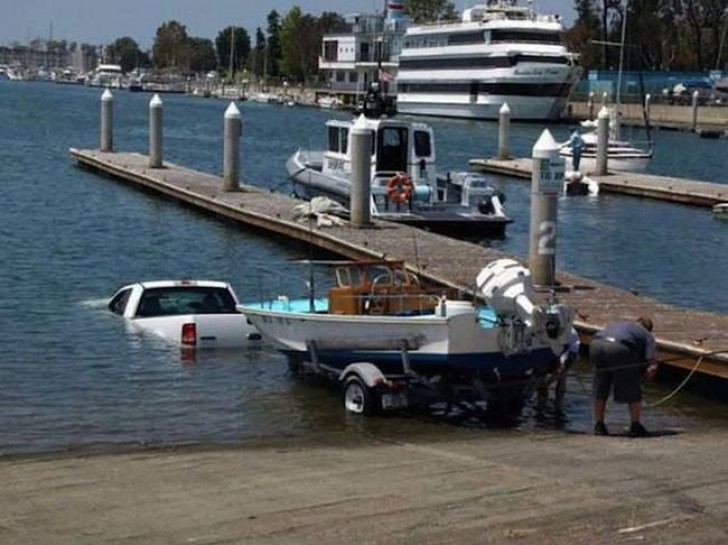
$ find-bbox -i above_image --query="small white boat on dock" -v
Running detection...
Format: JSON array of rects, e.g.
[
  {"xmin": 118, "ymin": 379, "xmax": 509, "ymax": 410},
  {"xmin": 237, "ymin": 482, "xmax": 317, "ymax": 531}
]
[{"xmin": 286, "ymin": 114, "xmax": 513, "ymax": 239}]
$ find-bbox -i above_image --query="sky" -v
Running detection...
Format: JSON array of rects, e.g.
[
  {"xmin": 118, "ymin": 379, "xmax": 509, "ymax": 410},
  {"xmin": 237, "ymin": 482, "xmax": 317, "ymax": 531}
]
[{"xmin": 0, "ymin": 0, "xmax": 575, "ymax": 49}]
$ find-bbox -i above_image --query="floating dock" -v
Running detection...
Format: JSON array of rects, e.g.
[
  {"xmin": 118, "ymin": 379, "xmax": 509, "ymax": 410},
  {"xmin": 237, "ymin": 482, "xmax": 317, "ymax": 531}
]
[
  {"xmin": 468, "ymin": 157, "xmax": 728, "ymax": 207},
  {"xmin": 70, "ymin": 148, "xmax": 728, "ymax": 380}
]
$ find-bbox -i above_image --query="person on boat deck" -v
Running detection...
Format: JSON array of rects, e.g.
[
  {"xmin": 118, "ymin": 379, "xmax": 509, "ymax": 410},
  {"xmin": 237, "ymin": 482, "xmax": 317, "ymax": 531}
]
[
  {"xmin": 536, "ymin": 326, "xmax": 580, "ymax": 414},
  {"xmin": 567, "ymin": 129, "xmax": 584, "ymax": 171},
  {"xmin": 590, "ymin": 316, "xmax": 658, "ymax": 437}
]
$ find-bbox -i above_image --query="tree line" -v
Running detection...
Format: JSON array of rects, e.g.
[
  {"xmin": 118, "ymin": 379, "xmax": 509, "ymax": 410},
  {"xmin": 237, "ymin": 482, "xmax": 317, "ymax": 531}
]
[{"xmin": 102, "ymin": 0, "xmax": 727, "ymax": 83}]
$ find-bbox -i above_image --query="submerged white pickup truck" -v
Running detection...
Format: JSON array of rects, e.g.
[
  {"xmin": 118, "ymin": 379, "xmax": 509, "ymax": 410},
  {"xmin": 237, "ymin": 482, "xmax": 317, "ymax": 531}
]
[{"xmin": 108, "ymin": 279, "xmax": 262, "ymax": 348}]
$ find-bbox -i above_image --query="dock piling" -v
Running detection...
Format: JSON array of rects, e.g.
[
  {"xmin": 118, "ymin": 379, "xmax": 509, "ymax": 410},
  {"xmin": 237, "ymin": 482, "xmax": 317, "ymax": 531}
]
[
  {"xmin": 644, "ymin": 93, "xmax": 652, "ymax": 124},
  {"xmin": 223, "ymin": 101, "xmax": 241, "ymax": 191},
  {"xmin": 350, "ymin": 114, "xmax": 372, "ymax": 227},
  {"xmin": 601, "ymin": 91, "xmax": 608, "ymax": 108},
  {"xmin": 596, "ymin": 106, "xmax": 610, "ymax": 176},
  {"xmin": 100, "ymin": 88, "xmax": 113, "ymax": 152},
  {"xmin": 587, "ymin": 92, "xmax": 595, "ymax": 119},
  {"xmin": 149, "ymin": 94, "xmax": 163, "ymax": 168},
  {"xmin": 528, "ymin": 130, "xmax": 563, "ymax": 287},
  {"xmin": 691, "ymin": 90, "xmax": 699, "ymax": 132},
  {"xmin": 497, "ymin": 102, "xmax": 511, "ymax": 160}
]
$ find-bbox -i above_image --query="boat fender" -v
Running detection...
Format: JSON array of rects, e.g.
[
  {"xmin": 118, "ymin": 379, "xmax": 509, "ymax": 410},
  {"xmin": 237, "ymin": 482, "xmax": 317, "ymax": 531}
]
[
  {"xmin": 386, "ymin": 172, "xmax": 413, "ymax": 204},
  {"xmin": 340, "ymin": 362, "xmax": 387, "ymax": 389}
]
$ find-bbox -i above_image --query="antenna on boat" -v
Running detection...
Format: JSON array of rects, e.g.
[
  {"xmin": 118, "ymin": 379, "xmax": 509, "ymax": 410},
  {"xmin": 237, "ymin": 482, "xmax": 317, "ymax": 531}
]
[{"xmin": 614, "ymin": 0, "xmax": 628, "ymax": 142}]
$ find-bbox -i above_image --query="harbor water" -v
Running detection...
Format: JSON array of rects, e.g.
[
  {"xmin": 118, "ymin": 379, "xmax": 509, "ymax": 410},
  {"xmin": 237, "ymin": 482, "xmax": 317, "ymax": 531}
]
[{"xmin": 1, "ymin": 81, "xmax": 727, "ymax": 456}]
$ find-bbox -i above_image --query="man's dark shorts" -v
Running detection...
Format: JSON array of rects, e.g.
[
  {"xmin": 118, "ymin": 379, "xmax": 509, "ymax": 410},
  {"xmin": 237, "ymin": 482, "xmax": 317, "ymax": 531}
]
[{"xmin": 591, "ymin": 338, "xmax": 642, "ymax": 403}]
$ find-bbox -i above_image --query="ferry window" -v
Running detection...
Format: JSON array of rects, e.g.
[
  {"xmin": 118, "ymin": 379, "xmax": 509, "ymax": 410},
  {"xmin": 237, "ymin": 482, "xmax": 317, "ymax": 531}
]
[
  {"xmin": 414, "ymin": 131, "xmax": 431, "ymax": 157},
  {"xmin": 448, "ymin": 31, "xmax": 485, "ymax": 45},
  {"xmin": 491, "ymin": 30, "xmax": 561, "ymax": 45}
]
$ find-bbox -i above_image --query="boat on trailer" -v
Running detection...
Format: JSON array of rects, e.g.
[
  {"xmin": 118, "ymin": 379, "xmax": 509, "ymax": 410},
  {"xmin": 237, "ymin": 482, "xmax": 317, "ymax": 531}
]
[
  {"xmin": 239, "ymin": 258, "xmax": 573, "ymax": 415},
  {"xmin": 286, "ymin": 114, "xmax": 513, "ymax": 240}
]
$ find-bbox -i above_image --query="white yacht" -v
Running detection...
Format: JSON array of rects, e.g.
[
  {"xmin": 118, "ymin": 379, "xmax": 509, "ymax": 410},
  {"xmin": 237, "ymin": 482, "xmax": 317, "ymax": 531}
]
[
  {"xmin": 396, "ymin": 0, "xmax": 580, "ymax": 120},
  {"xmin": 88, "ymin": 64, "xmax": 124, "ymax": 88}
]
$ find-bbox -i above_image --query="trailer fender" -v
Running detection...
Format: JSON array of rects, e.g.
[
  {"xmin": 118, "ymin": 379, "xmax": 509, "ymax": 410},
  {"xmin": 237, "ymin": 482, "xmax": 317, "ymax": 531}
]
[{"xmin": 340, "ymin": 362, "xmax": 387, "ymax": 388}]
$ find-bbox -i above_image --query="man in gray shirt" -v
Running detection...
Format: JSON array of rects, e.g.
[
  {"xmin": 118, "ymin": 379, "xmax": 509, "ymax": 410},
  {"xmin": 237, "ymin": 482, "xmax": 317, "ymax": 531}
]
[{"xmin": 590, "ymin": 316, "xmax": 658, "ymax": 437}]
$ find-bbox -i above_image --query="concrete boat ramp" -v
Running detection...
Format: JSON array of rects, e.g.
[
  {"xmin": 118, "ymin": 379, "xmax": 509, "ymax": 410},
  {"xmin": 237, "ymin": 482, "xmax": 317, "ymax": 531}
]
[{"xmin": 70, "ymin": 148, "xmax": 728, "ymax": 379}]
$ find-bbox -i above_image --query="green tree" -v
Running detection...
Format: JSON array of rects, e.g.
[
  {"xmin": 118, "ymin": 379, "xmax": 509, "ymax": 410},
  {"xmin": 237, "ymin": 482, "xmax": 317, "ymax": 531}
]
[
  {"xmin": 187, "ymin": 37, "xmax": 217, "ymax": 73},
  {"xmin": 248, "ymin": 28, "xmax": 266, "ymax": 78},
  {"xmin": 152, "ymin": 20, "xmax": 189, "ymax": 70},
  {"xmin": 279, "ymin": 7, "xmax": 321, "ymax": 82},
  {"xmin": 215, "ymin": 26, "xmax": 251, "ymax": 77},
  {"xmin": 404, "ymin": 0, "xmax": 457, "ymax": 24},
  {"xmin": 266, "ymin": 10, "xmax": 282, "ymax": 79},
  {"xmin": 106, "ymin": 36, "xmax": 149, "ymax": 72}
]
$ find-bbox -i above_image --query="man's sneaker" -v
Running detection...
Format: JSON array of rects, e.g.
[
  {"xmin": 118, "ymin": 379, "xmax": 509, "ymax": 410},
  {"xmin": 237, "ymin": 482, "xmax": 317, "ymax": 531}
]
[
  {"xmin": 629, "ymin": 422, "xmax": 649, "ymax": 437},
  {"xmin": 594, "ymin": 421, "xmax": 609, "ymax": 436}
]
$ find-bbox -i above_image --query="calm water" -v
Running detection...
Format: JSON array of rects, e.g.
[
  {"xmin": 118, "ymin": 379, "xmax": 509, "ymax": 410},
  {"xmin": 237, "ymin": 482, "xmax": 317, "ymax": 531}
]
[{"xmin": 1, "ymin": 81, "xmax": 726, "ymax": 456}]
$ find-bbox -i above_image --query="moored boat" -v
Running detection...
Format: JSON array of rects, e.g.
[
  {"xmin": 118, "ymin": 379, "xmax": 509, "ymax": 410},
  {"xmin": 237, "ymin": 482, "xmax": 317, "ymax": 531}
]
[
  {"xmin": 396, "ymin": 0, "xmax": 580, "ymax": 121},
  {"xmin": 286, "ymin": 114, "xmax": 513, "ymax": 239}
]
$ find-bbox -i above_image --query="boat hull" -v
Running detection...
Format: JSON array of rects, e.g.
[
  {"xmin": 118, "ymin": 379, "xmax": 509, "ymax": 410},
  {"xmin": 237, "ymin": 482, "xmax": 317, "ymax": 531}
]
[
  {"xmin": 242, "ymin": 303, "xmax": 554, "ymax": 380},
  {"xmin": 286, "ymin": 152, "xmax": 511, "ymax": 239},
  {"xmin": 396, "ymin": 94, "xmax": 569, "ymax": 121}
]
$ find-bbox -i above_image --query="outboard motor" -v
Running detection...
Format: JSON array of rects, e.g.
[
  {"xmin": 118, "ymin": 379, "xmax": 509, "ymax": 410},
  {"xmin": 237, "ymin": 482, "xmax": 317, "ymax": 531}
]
[
  {"xmin": 477, "ymin": 188, "xmax": 506, "ymax": 215},
  {"xmin": 476, "ymin": 259, "xmax": 573, "ymax": 355}
]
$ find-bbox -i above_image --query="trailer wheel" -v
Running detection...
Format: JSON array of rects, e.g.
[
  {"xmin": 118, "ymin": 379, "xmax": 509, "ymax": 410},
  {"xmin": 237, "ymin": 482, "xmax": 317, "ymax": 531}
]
[{"xmin": 343, "ymin": 375, "xmax": 378, "ymax": 415}]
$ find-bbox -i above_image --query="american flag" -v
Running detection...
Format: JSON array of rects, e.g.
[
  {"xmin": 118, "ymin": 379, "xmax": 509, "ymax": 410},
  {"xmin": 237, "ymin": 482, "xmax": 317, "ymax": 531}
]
[{"xmin": 378, "ymin": 68, "xmax": 394, "ymax": 82}]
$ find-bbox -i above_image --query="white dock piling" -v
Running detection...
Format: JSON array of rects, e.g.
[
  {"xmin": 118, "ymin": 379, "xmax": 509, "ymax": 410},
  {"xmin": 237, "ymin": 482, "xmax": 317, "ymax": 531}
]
[
  {"xmin": 497, "ymin": 102, "xmax": 511, "ymax": 160},
  {"xmin": 149, "ymin": 94, "xmax": 163, "ymax": 168},
  {"xmin": 100, "ymin": 88, "xmax": 113, "ymax": 152},
  {"xmin": 223, "ymin": 101, "xmax": 241, "ymax": 192},
  {"xmin": 601, "ymin": 91, "xmax": 608, "ymax": 108},
  {"xmin": 595, "ymin": 106, "xmax": 610, "ymax": 176},
  {"xmin": 691, "ymin": 90, "xmax": 699, "ymax": 132},
  {"xmin": 350, "ymin": 114, "xmax": 372, "ymax": 227},
  {"xmin": 644, "ymin": 93, "xmax": 651, "ymax": 124},
  {"xmin": 587, "ymin": 92, "xmax": 595, "ymax": 119},
  {"xmin": 528, "ymin": 130, "xmax": 563, "ymax": 287}
]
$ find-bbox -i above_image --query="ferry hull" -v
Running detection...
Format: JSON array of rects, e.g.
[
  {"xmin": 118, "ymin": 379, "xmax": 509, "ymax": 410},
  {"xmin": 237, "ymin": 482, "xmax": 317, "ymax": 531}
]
[{"xmin": 396, "ymin": 94, "xmax": 569, "ymax": 121}]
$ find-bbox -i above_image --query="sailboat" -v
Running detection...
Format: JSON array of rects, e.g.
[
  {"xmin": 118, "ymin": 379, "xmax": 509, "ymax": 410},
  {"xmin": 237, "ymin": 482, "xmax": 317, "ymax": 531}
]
[{"xmin": 560, "ymin": 0, "xmax": 653, "ymax": 173}]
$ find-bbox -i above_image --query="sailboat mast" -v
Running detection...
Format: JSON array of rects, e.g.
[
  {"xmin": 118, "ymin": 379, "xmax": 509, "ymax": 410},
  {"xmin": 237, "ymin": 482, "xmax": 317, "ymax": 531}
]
[
  {"xmin": 614, "ymin": 0, "xmax": 628, "ymax": 141},
  {"xmin": 229, "ymin": 26, "xmax": 235, "ymax": 82}
]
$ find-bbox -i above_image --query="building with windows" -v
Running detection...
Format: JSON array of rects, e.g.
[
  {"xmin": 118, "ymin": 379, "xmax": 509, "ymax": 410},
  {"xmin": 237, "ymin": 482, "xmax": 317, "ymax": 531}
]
[{"xmin": 318, "ymin": 2, "xmax": 409, "ymax": 103}]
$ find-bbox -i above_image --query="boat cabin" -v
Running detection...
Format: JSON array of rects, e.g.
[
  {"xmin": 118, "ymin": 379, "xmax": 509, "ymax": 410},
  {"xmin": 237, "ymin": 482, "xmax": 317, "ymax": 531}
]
[
  {"xmin": 326, "ymin": 260, "xmax": 456, "ymax": 316},
  {"xmin": 322, "ymin": 117, "xmax": 437, "ymax": 188}
]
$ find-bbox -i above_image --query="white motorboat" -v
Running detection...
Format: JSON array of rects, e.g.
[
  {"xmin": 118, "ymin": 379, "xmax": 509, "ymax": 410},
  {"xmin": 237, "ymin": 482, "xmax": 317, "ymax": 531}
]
[
  {"xmin": 559, "ymin": 123, "xmax": 653, "ymax": 173},
  {"xmin": 713, "ymin": 203, "xmax": 728, "ymax": 221},
  {"xmin": 286, "ymin": 114, "xmax": 512, "ymax": 239},
  {"xmin": 239, "ymin": 258, "xmax": 573, "ymax": 415},
  {"xmin": 560, "ymin": 2, "xmax": 653, "ymax": 174},
  {"xmin": 317, "ymin": 95, "xmax": 344, "ymax": 109},
  {"xmin": 396, "ymin": 0, "xmax": 580, "ymax": 121},
  {"xmin": 88, "ymin": 64, "xmax": 125, "ymax": 88}
]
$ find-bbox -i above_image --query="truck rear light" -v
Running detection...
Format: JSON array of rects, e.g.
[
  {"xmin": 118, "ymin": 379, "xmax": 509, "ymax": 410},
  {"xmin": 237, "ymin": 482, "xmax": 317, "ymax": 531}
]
[{"xmin": 181, "ymin": 323, "xmax": 197, "ymax": 346}]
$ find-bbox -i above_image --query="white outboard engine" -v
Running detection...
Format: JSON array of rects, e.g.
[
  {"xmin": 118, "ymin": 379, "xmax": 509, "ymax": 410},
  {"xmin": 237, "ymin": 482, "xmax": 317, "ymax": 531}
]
[{"xmin": 476, "ymin": 259, "xmax": 573, "ymax": 355}]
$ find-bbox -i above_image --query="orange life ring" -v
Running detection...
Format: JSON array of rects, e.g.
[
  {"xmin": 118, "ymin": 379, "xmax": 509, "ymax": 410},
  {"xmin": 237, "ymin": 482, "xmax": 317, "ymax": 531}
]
[{"xmin": 386, "ymin": 173, "xmax": 413, "ymax": 204}]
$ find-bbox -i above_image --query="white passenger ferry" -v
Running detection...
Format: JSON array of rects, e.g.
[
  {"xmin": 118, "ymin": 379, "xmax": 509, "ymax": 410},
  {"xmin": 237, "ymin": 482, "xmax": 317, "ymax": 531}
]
[{"xmin": 396, "ymin": 0, "xmax": 580, "ymax": 120}]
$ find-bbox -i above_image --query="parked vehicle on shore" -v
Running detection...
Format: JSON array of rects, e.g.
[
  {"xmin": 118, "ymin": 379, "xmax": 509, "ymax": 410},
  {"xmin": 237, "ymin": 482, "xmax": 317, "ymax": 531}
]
[{"xmin": 108, "ymin": 279, "xmax": 262, "ymax": 348}]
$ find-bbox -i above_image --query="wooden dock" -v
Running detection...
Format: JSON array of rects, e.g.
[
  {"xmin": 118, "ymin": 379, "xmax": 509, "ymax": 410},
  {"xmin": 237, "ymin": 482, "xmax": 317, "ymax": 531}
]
[
  {"xmin": 70, "ymin": 148, "xmax": 728, "ymax": 380},
  {"xmin": 469, "ymin": 157, "xmax": 728, "ymax": 207}
]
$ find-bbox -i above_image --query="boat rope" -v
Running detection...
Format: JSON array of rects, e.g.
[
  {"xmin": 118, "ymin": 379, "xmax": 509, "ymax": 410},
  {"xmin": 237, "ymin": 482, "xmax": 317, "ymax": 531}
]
[
  {"xmin": 645, "ymin": 349, "xmax": 728, "ymax": 408},
  {"xmin": 563, "ymin": 349, "xmax": 728, "ymax": 409}
]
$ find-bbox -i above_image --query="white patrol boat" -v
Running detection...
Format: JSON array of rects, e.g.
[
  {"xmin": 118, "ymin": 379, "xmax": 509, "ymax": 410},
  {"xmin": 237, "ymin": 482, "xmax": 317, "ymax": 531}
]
[{"xmin": 286, "ymin": 114, "xmax": 512, "ymax": 240}]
